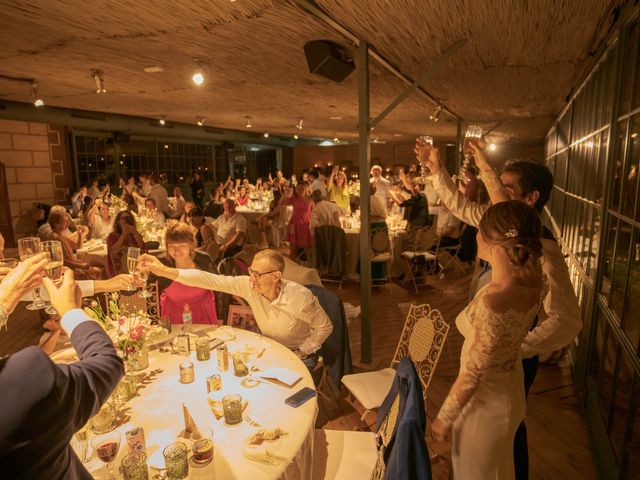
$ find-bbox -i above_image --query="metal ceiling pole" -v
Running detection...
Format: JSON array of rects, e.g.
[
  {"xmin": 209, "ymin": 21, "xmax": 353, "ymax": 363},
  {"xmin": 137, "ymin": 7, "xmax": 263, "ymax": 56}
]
[
  {"xmin": 456, "ymin": 118, "xmax": 463, "ymax": 167},
  {"xmin": 358, "ymin": 40, "xmax": 372, "ymax": 364}
]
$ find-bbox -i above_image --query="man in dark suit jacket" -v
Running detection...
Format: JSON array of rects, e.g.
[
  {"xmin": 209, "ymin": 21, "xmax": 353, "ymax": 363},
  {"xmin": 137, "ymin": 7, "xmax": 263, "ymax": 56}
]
[{"xmin": 0, "ymin": 268, "xmax": 125, "ymax": 479}]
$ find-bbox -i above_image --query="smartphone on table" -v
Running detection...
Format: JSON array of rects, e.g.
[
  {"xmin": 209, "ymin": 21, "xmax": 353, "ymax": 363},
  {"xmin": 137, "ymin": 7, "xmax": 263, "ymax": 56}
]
[{"xmin": 285, "ymin": 387, "xmax": 317, "ymax": 407}]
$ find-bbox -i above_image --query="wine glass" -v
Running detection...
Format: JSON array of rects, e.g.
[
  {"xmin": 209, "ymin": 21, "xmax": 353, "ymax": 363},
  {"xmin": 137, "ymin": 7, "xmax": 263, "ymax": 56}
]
[
  {"xmin": 126, "ymin": 247, "xmax": 140, "ymax": 292},
  {"xmin": 91, "ymin": 430, "xmax": 121, "ymax": 479},
  {"xmin": 17, "ymin": 237, "xmax": 46, "ymax": 310},
  {"xmin": 74, "ymin": 423, "xmax": 91, "ymax": 463},
  {"xmin": 461, "ymin": 125, "xmax": 483, "ymax": 181},
  {"xmin": 41, "ymin": 240, "xmax": 64, "ymax": 314}
]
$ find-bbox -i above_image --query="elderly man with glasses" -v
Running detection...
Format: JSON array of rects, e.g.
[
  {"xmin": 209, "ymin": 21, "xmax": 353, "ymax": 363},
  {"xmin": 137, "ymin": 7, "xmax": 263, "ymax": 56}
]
[{"xmin": 139, "ymin": 249, "xmax": 332, "ymax": 366}]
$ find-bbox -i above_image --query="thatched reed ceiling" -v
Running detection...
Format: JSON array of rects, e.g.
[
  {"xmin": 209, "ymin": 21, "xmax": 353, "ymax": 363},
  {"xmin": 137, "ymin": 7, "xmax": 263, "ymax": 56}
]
[{"xmin": 0, "ymin": 0, "xmax": 622, "ymax": 145}]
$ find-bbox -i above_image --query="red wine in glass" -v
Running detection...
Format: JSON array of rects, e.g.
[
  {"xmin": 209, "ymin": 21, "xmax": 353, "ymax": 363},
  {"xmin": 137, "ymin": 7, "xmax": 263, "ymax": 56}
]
[{"xmin": 96, "ymin": 441, "xmax": 119, "ymax": 463}]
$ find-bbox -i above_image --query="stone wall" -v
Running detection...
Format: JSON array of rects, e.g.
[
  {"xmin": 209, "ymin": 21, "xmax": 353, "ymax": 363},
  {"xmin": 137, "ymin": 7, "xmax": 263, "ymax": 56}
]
[{"xmin": 0, "ymin": 119, "xmax": 67, "ymax": 242}]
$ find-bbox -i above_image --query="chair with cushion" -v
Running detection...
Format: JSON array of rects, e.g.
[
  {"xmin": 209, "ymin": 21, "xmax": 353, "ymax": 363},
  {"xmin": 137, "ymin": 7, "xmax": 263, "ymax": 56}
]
[
  {"xmin": 341, "ymin": 303, "xmax": 449, "ymax": 426},
  {"xmin": 400, "ymin": 226, "xmax": 439, "ymax": 293},
  {"xmin": 314, "ymin": 225, "xmax": 347, "ymax": 289},
  {"xmin": 105, "ymin": 281, "xmax": 160, "ymax": 320},
  {"xmin": 370, "ymin": 222, "xmax": 392, "ymax": 287}
]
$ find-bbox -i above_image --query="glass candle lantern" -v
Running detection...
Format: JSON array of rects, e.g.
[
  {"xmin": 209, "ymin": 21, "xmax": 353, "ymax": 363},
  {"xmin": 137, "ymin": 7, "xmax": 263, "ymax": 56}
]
[
  {"xmin": 232, "ymin": 353, "xmax": 248, "ymax": 377},
  {"xmin": 179, "ymin": 361, "xmax": 195, "ymax": 384},
  {"xmin": 121, "ymin": 451, "xmax": 148, "ymax": 480},
  {"xmin": 196, "ymin": 337, "xmax": 211, "ymax": 361},
  {"xmin": 222, "ymin": 394, "xmax": 243, "ymax": 425},
  {"xmin": 163, "ymin": 442, "xmax": 189, "ymax": 480}
]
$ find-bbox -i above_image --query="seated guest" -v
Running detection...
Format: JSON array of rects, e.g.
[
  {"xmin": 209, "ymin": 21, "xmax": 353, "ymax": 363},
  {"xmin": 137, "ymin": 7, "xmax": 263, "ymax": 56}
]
[
  {"xmin": 106, "ymin": 210, "xmax": 146, "ymax": 276},
  {"xmin": 210, "ymin": 199, "xmax": 247, "ymax": 259},
  {"xmin": 38, "ymin": 205, "xmax": 69, "ymax": 241},
  {"xmin": 140, "ymin": 249, "xmax": 332, "ymax": 367},
  {"xmin": 436, "ymin": 205, "xmax": 462, "ymax": 247},
  {"xmin": 0, "ymin": 267, "xmax": 124, "ymax": 479},
  {"xmin": 145, "ymin": 198, "xmax": 166, "ymax": 227},
  {"xmin": 71, "ymin": 185, "xmax": 88, "ymax": 217},
  {"xmin": 204, "ymin": 187, "xmax": 225, "ymax": 219},
  {"xmin": 47, "ymin": 210, "xmax": 101, "ymax": 280},
  {"xmin": 309, "ymin": 189, "xmax": 343, "ymax": 233},
  {"xmin": 170, "ymin": 186, "xmax": 187, "ymax": 219},
  {"xmin": 87, "ymin": 199, "xmax": 113, "ymax": 240},
  {"xmin": 78, "ymin": 196, "xmax": 94, "ymax": 227},
  {"xmin": 88, "ymin": 179, "xmax": 100, "ymax": 200},
  {"xmin": 186, "ymin": 208, "xmax": 214, "ymax": 248},
  {"xmin": 123, "ymin": 176, "xmax": 137, "ymax": 196},
  {"xmin": 235, "ymin": 186, "xmax": 250, "ymax": 206},
  {"xmin": 149, "ymin": 221, "xmax": 217, "ymax": 325}
]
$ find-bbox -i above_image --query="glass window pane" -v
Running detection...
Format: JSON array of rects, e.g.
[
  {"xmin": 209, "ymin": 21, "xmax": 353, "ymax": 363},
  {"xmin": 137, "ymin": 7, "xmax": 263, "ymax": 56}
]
[
  {"xmin": 608, "ymin": 351, "xmax": 635, "ymax": 463},
  {"xmin": 622, "ymin": 228, "xmax": 640, "ymax": 351},
  {"xmin": 622, "ymin": 376, "xmax": 640, "ymax": 479},
  {"xmin": 628, "ymin": 115, "xmax": 640, "ymax": 220},
  {"xmin": 620, "ymin": 21, "xmax": 639, "ymax": 115},
  {"xmin": 589, "ymin": 309, "xmax": 606, "ymax": 386},
  {"xmin": 596, "ymin": 130, "xmax": 609, "ymax": 201},
  {"xmin": 601, "ymin": 218, "xmax": 619, "ymax": 300},
  {"xmin": 612, "ymin": 121, "xmax": 629, "ymax": 212},
  {"xmin": 597, "ymin": 322, "xmax": 619, "ymax": 424},
  {"xmin": 610, "ymin": 222, "xmax": 632, "ymax": 321}
]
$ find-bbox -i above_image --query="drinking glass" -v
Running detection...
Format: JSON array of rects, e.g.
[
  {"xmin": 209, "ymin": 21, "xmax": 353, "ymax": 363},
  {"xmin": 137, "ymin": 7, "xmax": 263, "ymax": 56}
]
[
  {"xmin": 90, "ymin": 397, "xmax": 117, "ymax": 434},
  {"xmin": 74, "ymin": 422, "xmax": 91, "ymax": 463},
  {"xmin": 163, "ymin": 442, "xmax": 189, "ymax": 480},
  {"xmin": 463, "ymin": 125, "xmax": 483, "ymax": 158},
  {"xmin": 126, "ymin": 247, "xmax": 140, "ymax": 292},
  {"xmin": 91, "ymin": 430, "xmax": 121, "ymax": 479},
  {"xmin": 17, "ymin": 237, "xmax": 46, "ymax": 310},
  {"xmin": 41, "ymin": 240, "xmax": 64, "ymax": 314},
  {"xmin": 191, "ymin": 428, "xmax": 214, "ymax": 467},
  {"xmin": 222, "ymin": 394, "xmax": 243, "ymax": 425},
  {"xmin": 121, "ymin": 451, "xmax": 149, "ymax": 480}
]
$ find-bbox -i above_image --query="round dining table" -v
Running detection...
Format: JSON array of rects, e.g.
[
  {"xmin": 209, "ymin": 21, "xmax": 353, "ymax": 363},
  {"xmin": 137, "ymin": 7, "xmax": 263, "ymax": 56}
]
[{"xmin": 56, "ymin": 325, "xmax": 318, "ymax": 479}]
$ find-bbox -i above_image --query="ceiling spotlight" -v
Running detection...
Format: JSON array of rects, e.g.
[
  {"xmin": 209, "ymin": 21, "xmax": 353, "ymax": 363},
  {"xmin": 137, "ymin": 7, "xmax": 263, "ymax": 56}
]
[
  {"xmin": 192, "ymin": 61, "xmax": 205, "ymax": 86},
  {"xmin": 333, "ymin": 137, "xmax": 339, "ymax": 143},
  {"xmin": 263, "ymin": 133, "xmax": 269, "ymax": 138},
  {"xmin": 586, "ymin": 140, "xmax": 594, "ymax": 148},
  {"xmin": 296, "ymin": 117, "xmax": 304, "ymax": 130},
  {"xmin": 159, "ymin": 116, "xmax": 166, "ymax": 126},
  {"xmin": 164, "ymin": 144, "xmax": 169, "ymax": 149},
  {"xmin": 196, "ymin": 116, "xmax": 205, "ymax": 126},
  {"xmin": 488, "ymin": 143, "xmax": 497, "ymax": 151},
  {"xmin": 31, "ymin": 81, "xmax": 44, "ymax": 107},
  {"xmin": 430, "ymin": 105, "xmax": 443, "ymax": 122},
  {"xmin": 293, "ymin": 134, "xmax": 299, "ymax": 140},
  {"xmin": 91, "ymin": 69, "xmax": 107, "ymax": 94},
  {"xmin": 245, "ymin": 116, "xmax": 252, "ymax": 128}
]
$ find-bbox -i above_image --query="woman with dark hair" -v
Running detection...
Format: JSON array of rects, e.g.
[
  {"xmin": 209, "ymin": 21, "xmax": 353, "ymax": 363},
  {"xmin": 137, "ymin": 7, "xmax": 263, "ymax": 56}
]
[
  {"xmin": 149, "ymin": 221, "xmax": 217, "ymax": 325},
  {"xmin": 431, "ymin": 143, "xmax": 547, "ymax": 479},
  {"xmin": 106, "ymin": 210, "xmax": 145, "ymax": 276}
]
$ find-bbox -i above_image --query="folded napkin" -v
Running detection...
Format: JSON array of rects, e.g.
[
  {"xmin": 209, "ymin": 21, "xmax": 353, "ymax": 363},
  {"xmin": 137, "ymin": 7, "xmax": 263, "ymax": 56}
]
[
  {"xmin": 242, "ymin": 429, "xmax": 289, "ymax": 466},
  {"xmin": 256, "ymin": 368, "xmax": 302, "ymax": 388}
]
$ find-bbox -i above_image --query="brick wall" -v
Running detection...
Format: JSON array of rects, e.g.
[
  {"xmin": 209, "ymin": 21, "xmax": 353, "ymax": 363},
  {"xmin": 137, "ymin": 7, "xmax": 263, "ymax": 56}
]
[{"xmin": 0, "ymin": 119, "xmax": 59, "ymax": 241}]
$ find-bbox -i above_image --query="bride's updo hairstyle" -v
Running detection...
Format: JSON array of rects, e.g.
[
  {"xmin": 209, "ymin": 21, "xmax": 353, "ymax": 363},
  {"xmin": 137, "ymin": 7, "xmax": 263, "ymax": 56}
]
[{"xmin": 479, "ymin": 201, "xmax": 543, "ymax": 267}]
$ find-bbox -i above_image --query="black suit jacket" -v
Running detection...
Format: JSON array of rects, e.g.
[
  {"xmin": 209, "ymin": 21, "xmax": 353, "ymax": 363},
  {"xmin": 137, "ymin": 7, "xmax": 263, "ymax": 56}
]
[{"xmin": 0, "ymin": 314, "xmax": 125, "ymax": 479}]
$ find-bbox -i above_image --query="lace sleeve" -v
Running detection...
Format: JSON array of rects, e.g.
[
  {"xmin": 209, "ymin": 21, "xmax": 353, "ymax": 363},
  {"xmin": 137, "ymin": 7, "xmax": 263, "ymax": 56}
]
[
  {"xmin": 480, "ymin": 167, "xmax": 510, "ymax": 204},
  {"xmin": 436, "ymin": 300, "xmax": 506, "ymax": 427}
]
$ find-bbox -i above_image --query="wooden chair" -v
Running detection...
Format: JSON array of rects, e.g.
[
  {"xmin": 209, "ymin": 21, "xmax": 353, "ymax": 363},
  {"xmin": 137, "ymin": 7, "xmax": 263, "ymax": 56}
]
[
  {"xmin": 400, "ymin": 226, "xmax": 439, "ymax": 293},
  {"xmin": 341, "ymin": 303, "xmax": 449, "ymax": 426},
  {"xmin": 105, "ymin": 281, "xmax": 160, "ymax": 320}
]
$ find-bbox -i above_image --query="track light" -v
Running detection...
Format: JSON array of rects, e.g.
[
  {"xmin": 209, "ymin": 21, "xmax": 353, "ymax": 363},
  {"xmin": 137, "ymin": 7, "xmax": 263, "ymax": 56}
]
[
  {"xmin": 293, "ymin": 134, "xmax": 299, "ymax": 140},
  {"xmin": 159, "ymin": 116, "xmax": 166, "ymax": 126},
  {"xmin": 196, "ymin": 116, "xmax": 205, "ymax": 126},
  {"xmin": 489, "ymin": 143, "xmax": 497, "ymax": 151},
  {"xmin": 430, "ymin": 105, "xmax": 443, "ymax": 122},
  {"xmin": 91, "ymin": 69, "xmax": 107, "ymax": 94},
  {"xmin": 31, "ymin": 81, "xmax": 44, "ymax": 107},
  {"xmin": 245, "ymin": 116, "xmax": 252, "ymax": 128},
  {"xmin": 333, "ymin": 137, "xmax": 339, "ymax": 143},
  {"xmin": 263, "ymin": 133, "xmax": 269, "ymax": 138},
  {"xmin": 296, "ymin": 117, "xmax": 304, "ymax": 130},
  {"xmin": 192, "ymin": 60, "xmax": 205, "ymax": 86}
]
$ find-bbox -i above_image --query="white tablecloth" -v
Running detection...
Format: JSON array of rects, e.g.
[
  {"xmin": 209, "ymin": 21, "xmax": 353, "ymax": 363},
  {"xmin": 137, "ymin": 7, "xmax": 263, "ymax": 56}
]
[
  {"xmin": 344, "ymin": 228, "xmax": 407, "ymax": 280},
  {"xmin": 62, "ymin": 326, "xmax": 317, "ymax": 479},
  {"xmin": 236, "ymin": 207, "xmax": 270, "ymax": 245}
]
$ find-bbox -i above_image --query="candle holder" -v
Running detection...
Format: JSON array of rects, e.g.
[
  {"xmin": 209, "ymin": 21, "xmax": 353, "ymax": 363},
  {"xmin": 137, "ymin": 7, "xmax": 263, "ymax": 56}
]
[
  {"xmin": 121, "ymin": 451, "xmax": 148, "ymax": 480},
  {"xmin": 163, "ymin": 442, "xmax": 189, "ymax": 480},
  {"xmin": 179, "ymin": 361, "xmax": 195, "ymax": 384},
  {"xmin": 222, "ymin": 394, "xmax": 243, "ymax": 425},
  {"xmin": 232, "ymin": 353, "xmax": 248, "ymax": 377},
  {"xmin": 196, "ymin": 337, "xmax": 211, "ymax": 361}
]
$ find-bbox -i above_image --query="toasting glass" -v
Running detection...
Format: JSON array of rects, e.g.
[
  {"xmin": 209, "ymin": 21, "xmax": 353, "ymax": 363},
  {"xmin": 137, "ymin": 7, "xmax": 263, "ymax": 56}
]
[
  {"xmin": 17, "ymin": 237, "xmax": 46, "ymax": 310},
  {"xmin": 91, "ymin": 430, "xmax": 121, "ymax": 479},
  {"xmin": 126, "ymin": 247, "xmax": 140, "ymax": 292},
  {"xmin": 461, "ymin": 125, "xmax": 483, "ymax": 181},
  {"xmin": 41, "ymin": 240, "xmax": 64, "ymax": 314}
]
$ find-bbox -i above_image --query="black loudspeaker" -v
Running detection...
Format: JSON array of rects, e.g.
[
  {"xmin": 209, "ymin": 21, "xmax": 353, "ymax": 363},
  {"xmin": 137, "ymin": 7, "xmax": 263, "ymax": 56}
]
[{"xmin": 304, "ymin": 40, "xmax": 355, "ymax": 83}]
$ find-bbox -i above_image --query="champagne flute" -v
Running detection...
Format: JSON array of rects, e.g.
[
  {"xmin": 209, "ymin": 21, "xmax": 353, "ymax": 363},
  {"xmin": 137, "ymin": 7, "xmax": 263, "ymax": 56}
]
[
  {"xmin": 17, "ymin": 237, "xmax": 46, "ymax": 310},
  {"xmin": 461, "ymin": 125, "xmax": 483, "ymax": 181},
  {"xmin": 91, "ymin": 430, "xmax": 121, "ymax": 479},
  {"xmin": 137, "ymin": 264, "xmax": 150, "ymax": 299},
  {"xmin": 126, "ymin": 247, "xmax": 140, "ymax": 292},
  {"xmin": 41, "ymin": 240, "xmax": 64, "ymax": 314},
  {"xmin": 74, "ymin": 423, "xmax": 91, "ymax": 463},
  {"xmin": 418, "ymin": 135, "xmax": 433, "ymax": 181}
]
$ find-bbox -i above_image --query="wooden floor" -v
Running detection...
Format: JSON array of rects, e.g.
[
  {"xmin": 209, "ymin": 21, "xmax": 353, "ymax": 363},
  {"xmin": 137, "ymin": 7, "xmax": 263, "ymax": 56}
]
[
  {"xmin": 0, "ymin": 264, "xmax": 599, "ymax": 479},
  {"xmin": 320, "ymin": 268, "xmax": 599, "ymax": 480}
]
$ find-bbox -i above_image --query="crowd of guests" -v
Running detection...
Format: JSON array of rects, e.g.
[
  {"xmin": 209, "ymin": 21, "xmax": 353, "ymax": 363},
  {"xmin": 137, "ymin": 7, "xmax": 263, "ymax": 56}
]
[{"xmin": 0, "ymin": 136, "xmax": 585, "ymax": 479}]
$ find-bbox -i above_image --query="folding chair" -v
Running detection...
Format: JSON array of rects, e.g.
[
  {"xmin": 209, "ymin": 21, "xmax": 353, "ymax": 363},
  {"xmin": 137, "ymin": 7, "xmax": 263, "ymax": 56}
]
[
  {"xmin": 105, "ymin": 281, "xmax": 160, "ymax": 320},
  {"xmin": 370, "ymin": 222, "xmax": 392, "ymax": 288},
  {"xmin": 341, "ymin": 303, "xmax": 449, "ymax": 426},
  {"xmin": 314, "ymin": 225, "xmax": 347, "ymax": 289}
]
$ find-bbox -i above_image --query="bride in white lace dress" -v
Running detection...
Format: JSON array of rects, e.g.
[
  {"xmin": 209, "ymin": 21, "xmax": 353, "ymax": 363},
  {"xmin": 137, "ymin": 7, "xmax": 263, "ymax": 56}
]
[{"xmin": 423, "ymin": 140, "xmax": 546, "ymax": 479}]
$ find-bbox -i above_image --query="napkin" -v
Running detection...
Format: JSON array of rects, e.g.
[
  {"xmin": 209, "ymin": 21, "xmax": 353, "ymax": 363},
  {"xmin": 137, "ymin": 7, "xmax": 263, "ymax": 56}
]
[
  {"xmin": 256, "ymin": 368, "xmax": 302, "ymax": 388},
  {"xmin": 242, "ymin": 429, "xmax": 289, "ymax": 466}
]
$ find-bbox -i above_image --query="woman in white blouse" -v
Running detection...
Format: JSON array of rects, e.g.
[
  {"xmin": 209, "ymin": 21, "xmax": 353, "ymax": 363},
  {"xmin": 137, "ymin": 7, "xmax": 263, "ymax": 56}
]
[{"xmin": 87, "ymin": 200, "xmax": 113, "ymax": 240}]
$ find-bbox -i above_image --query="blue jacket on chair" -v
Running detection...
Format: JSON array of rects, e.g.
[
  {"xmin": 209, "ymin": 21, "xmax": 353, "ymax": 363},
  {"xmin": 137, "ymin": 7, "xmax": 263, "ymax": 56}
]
[{"xmin": 376, "ymin": 356, "xmax": 432, "ymax": 480}]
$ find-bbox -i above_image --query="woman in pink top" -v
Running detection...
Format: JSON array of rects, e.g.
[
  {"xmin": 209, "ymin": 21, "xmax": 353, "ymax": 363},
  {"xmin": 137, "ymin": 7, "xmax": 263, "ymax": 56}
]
[
  {"xmin": 235, "ymin": 186, "xmax": 250, "ymax": 206},
  {"xmin": 149, "ymin": 221, "xmax": 217, "ymax": 325},
  {"xmin": 281, "ymin": 183, "xmax": 314, "ymax": 261}
]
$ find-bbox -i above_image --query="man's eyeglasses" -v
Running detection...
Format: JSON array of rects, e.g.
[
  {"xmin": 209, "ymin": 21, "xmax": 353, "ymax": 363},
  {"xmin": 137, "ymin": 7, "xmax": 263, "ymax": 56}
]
[{"xmin": 248, "ymin": 268, "xmax": 279, "ymax": 279}]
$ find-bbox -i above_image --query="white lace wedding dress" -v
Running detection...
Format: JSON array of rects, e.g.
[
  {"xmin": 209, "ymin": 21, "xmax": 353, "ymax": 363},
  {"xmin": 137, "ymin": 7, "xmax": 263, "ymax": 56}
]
[{"xmin": 436, "ymin": 283, "xmax": 546, "ymax": 479}]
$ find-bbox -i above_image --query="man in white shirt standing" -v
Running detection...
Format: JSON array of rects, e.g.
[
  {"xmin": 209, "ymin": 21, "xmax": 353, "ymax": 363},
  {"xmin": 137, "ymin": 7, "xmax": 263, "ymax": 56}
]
[
  {"xmin": 139, "ymin": 249, "xmax": 333, "ymax": 367},
  {"xmin": 309, "ymin": 189, "xmax": 343, "ymax": 234},
  {"xmin": 148, "ymin": 174, "xmax": 170, "ymax": 217},
  {"xmin": 309, "ymin": 168, "xmax": 328, "ymax": 200},
  {"xmin": 370, "ymin": 165, "xmax": 391, "ymax": 207},
  {"xmin": 211, "ymin": 199, "xmax": 247, "ymax": 258}
]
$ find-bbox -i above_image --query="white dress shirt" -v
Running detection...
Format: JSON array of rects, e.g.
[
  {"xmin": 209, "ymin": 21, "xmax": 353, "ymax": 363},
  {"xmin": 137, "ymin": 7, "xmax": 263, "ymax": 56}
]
[
  {"xmin": 428, "ymin": 168, "xmax": 582, "ymax": 358},
  {"xmin": 370, "ymin": 176, "xmax": 391, "ymax": 205},
  {"xmin": 212, "ymin": 213, "xmax": 247, "ymax": 246},
  {"xmin": 309, "ymin": 200, "xmax": 343, "ymax": 233},
  {"xmin": 310, "ymin": 178, "xmax": 328, "ymax": 199},
  {"xmin": 176, "ymin": 270, "xmax": 333, "ymax": 355},
  {"xmin": 149, "ymin": 184, "xmax": 170, "ymax": 217}
]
